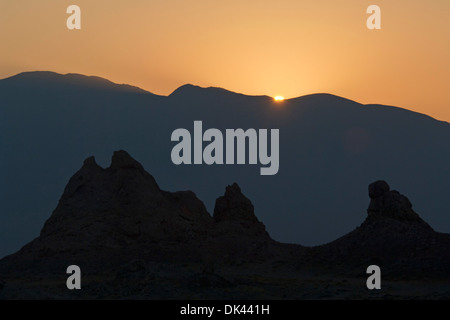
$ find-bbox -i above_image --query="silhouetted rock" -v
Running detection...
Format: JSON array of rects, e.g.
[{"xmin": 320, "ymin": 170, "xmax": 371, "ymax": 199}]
[
  {"xmin": 313, "ymin": 180, "xmax": 448, "ymax": 278},
  {"xmin": 214, "ymin": 183, "xmax": 253, "ymax": 221},
  {"xmin": 213, "ymin": 183, "xmax": 270, "ymax": 239},
  {"xmin": 368, "ymin": 180, "xmax": 390, "ymax": 199},
  {"xmin": 0, "ymin": 151, "xmax": 279, "ymax": 277},
  {"xmin": 367, "ymin": 180, "xmax": 422, "ymax": 222},
  {"xmin": 0, "ymin": 152, "xmax": 449, "ymax": 299},
  {"xmin": 0, "ymin": 151, "xmax": 215, "ymax": 275},
  {"xmin": 110, "ymin": 150, "xmax": 145, "ymax": 170}
]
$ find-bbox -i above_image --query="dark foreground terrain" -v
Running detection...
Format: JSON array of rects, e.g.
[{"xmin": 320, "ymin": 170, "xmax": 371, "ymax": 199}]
[{"xmin": 1, "ymin": 151, "xmax": 449, "ymax": 299}]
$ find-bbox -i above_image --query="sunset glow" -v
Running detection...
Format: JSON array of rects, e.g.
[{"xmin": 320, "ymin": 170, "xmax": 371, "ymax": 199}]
[
  {"xmin": 0, "ymin": 1, "xmax": 449, "ymax": 121},
  {"xmin": 274, "ymin": 96, "xmax": 285, "ymax": 102}
]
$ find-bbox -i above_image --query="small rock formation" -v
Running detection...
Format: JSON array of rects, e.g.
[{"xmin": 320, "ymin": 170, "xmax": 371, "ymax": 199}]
[
  {"xmin": 314, "ymin": 180, "xmax": 447, "ymax": 278},
  {"xmin": 367, "ymin": 180, "xmax": 425, "ymax": 223},
  {"xmin": 213, "ymin": 183, "xmax": 270, "ymax": 239}
]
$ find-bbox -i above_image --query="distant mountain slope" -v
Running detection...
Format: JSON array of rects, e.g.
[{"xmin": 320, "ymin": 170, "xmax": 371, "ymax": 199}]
[
  {"xmin": 1, "ymin": 71, "xmax": 153, "ymax": 94},
  {"xmin": 0, "ymin": 71, "xmax": 449, "ymax": 259}
]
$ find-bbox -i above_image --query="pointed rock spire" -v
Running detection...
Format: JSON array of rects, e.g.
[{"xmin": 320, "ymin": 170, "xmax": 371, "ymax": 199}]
[
  {"xmin": 214, "ymin": 183, "xmax": 256, "ymax": 223},
  {"xmin": 213, "ymin": 183, "xmax": 270, "ymax": 239},
  {"xmin": 110, "ymin": 150, "xmax": 144, "ymax": 170},
  {"xmin": 82, "ymin": 156, "xmax": 99, "ymax": 168}
]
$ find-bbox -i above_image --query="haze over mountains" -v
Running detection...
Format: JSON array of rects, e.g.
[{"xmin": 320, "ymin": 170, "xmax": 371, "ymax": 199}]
[{"xmin": 1, "ymin": 71, "xmax": 449, "ymax": 258}]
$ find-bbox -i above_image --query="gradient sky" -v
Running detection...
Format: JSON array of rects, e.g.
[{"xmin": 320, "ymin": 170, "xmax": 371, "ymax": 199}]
[{"xmin": 1, "ymin": 0, "xmax": 449, "ymax": 121}]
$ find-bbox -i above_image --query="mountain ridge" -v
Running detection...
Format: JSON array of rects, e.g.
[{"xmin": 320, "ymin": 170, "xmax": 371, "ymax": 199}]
[
  {"xmin": 4, "ymin": 70, "xmax": 448, "ymax": 125},
  {"xmin": 1, "ymin": 71, "xmax": 154, "ymax": 95},
  {"xmin": 4, "ymin": 71, "xmax": 445, "ymax": 121},
  {"xmin": 1, "ymin": 70, "xmax": 449, "ymax": 260}
]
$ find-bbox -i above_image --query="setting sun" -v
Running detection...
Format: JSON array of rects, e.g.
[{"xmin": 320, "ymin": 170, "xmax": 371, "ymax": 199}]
[{"xmin": 274, "ymin": 96, "xmax": 285, "ymax": 102}]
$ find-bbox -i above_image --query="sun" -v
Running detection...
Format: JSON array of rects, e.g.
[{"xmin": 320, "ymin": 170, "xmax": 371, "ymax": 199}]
[{"xmin": 274, "ymin": 96, "xmax": 285, "ymax": 102}]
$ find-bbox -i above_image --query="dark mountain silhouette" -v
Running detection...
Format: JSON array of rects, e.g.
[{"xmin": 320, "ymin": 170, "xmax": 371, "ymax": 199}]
[
  {"xmin": 1, "ymin": 71, "xmax": 450, "ymax": 260},
  {"xmin": 0, "ymin": 151, "xmax": 448, "ymax": 299},
  {"xmin": 2, "ymin": 71, "xmax": 152, "ymax": 94}
]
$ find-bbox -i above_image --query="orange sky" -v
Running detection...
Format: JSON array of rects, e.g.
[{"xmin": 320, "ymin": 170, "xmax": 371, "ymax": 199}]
[{"xmin": 1, "ymin": 0, "xmax": 449, "ymax": 122}]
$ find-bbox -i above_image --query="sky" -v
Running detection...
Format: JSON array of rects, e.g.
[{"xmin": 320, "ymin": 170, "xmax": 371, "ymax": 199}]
[{"xmin": 1, "ymin": 0, "xmax": 449, "ymax": 122}]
